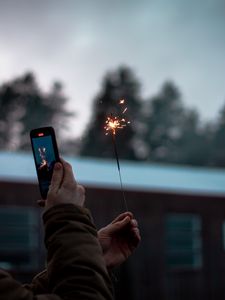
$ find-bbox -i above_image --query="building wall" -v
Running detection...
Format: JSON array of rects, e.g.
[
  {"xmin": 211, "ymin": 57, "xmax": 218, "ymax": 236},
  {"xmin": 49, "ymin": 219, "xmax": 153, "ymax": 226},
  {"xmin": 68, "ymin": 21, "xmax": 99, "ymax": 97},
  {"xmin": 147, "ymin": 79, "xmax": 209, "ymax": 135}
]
[{"xmin": 1, "ymin": 180, "xmax": 225, "ymax": 300}]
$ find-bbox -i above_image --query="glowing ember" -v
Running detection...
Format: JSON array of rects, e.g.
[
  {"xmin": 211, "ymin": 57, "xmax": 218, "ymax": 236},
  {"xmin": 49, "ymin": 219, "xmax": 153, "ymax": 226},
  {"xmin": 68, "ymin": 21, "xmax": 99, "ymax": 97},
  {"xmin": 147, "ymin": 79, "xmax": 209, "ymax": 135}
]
[
  {"xmin": 104, "ymin": 99, "xmax": 130, "ymax": 135},
  {"xmin": 105, "ymin": 116, "xmax": 126, "ymax": 135}
]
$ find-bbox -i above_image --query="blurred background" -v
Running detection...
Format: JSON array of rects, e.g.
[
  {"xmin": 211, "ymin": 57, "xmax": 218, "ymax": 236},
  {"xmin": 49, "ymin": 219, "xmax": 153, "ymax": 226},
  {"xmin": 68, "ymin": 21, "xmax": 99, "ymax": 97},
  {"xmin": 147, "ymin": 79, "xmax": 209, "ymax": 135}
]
[{"xmin": 0, "ymin": 0, "xmax": 225, "ymax": 299}]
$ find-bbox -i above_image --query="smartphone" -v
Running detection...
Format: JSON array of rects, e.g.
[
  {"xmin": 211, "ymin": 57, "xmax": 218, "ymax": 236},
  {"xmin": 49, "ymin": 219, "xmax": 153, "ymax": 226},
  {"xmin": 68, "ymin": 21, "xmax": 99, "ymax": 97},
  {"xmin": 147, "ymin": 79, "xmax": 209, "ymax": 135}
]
[{"xmin": 30, "ymin": 126, "xmax": 60, "ymax": 199}]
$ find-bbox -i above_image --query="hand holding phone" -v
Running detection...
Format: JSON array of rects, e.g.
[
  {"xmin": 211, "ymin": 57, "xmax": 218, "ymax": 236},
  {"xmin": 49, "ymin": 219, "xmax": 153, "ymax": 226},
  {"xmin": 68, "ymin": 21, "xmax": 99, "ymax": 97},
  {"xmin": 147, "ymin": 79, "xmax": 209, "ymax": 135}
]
[
  {"xmin": 30, "ymin": 127, "xmax": 60, "ymax": 199},
  {"xmin": 43, "ymin": 158, "xmax": 85, "ymax": 211}
]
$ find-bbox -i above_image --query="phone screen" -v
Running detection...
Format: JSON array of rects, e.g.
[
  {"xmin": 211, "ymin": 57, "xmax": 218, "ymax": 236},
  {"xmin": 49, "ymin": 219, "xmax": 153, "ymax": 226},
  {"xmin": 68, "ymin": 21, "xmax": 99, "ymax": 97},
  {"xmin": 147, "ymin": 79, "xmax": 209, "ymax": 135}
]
[{"xmin": 30, "ymin": 127, "xmax": 59, "ymax": 199}]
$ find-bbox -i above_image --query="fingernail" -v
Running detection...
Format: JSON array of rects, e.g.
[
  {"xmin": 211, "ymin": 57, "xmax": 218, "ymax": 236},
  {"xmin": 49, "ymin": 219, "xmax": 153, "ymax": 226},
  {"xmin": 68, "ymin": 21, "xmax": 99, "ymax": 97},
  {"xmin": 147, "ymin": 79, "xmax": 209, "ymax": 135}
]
[
  {"xmin": 131, "ymin": 219, "xmax": 137, "ymax": 226},
  {"xmin": 54, "ymin": 163, "xmax": 61, "ymax": 170}
]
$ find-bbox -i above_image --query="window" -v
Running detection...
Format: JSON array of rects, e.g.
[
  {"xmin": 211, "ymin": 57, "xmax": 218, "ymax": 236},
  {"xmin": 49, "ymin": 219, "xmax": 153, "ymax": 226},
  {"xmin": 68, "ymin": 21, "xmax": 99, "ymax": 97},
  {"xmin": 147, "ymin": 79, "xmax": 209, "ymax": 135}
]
[
  {"xmin": 0, "ymin": 206, "xmax": 39, "ymax": 271},
  {"xmin": 165, "ymin": 214, "xmax": 202, "ymax": 269}
]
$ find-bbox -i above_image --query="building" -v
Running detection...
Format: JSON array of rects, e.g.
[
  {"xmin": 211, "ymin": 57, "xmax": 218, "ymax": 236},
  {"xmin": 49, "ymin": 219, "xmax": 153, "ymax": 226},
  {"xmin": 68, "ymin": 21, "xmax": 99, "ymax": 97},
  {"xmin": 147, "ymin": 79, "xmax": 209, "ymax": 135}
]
[{"xmin": 0, "ymin": 151, "xmax": 225, "ymax": 300}]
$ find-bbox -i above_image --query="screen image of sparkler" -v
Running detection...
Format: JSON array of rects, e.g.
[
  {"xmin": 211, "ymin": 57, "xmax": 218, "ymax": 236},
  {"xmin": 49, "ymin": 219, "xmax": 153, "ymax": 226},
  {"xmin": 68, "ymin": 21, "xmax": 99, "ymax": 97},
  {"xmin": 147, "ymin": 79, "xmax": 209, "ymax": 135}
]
[{"xmin": 32, "ymin": 135, "xmax": 57, "ymax": 197}]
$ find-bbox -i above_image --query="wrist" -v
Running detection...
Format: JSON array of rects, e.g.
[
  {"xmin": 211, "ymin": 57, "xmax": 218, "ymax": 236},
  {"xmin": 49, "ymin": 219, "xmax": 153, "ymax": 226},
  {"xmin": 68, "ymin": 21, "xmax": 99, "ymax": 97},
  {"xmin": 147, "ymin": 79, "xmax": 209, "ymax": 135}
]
[{"xmin": 103, "ymin": 254, "xmax": 115, "ymax": 270}]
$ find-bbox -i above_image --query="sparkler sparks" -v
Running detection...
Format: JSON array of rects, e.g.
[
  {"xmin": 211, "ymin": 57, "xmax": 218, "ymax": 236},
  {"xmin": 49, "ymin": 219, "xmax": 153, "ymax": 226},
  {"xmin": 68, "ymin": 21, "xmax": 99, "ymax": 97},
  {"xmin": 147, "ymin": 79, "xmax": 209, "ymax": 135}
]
[
  {"xmin": 104, "ymin": 99, "xmax": 130, "ymax": 211},
  {"xmin": 104, "ymin": 99, "xmax": 130, "ymax": 136}
]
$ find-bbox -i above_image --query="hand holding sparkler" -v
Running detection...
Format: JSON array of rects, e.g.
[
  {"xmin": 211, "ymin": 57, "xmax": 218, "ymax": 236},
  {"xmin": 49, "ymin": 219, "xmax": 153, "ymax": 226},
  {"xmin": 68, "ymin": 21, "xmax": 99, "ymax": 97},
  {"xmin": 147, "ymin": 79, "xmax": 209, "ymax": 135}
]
[{"xmin": 98, "ymin": 211, "xmax": 141, "ymax": 269}]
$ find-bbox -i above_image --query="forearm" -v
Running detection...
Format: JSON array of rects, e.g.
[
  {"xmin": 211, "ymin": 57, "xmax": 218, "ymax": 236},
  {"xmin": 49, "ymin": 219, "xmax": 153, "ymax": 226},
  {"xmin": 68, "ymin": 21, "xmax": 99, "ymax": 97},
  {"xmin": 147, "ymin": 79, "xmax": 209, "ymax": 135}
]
[
  {"xmin": 0, "ymin": 269, "xmax": 61, "ymax": 300},
  {"xmin": 23, "ymin": 270, "xmax": 48, "ymax": 295},
  {"xmin": 44, "ymin": 204, "xmax": 113, "ymax": 300}
]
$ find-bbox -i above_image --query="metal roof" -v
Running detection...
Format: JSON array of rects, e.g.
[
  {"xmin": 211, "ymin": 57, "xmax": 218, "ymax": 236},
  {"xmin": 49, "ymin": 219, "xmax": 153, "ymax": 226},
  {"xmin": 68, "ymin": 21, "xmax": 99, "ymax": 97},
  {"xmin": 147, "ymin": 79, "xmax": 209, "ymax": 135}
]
[{"xmin": 0, "ymin": 151, "xmax": 225, "ymax": 196}]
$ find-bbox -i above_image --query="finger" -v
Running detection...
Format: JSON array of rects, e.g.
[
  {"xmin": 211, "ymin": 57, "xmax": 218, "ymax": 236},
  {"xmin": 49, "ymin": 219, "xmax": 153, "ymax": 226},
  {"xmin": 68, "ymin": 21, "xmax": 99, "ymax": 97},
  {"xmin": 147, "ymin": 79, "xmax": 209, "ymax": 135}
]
[
  {"xmin": 111, "ymin": 212, "xmax": 133, "ymax": 224},
  {"xmin": 76, "ymin": 184, "xmax": 86, "ymax": 205},
  {"xmin": 37, "ymin": 199, "xmax": 45, "ymax": 207},
  {"xmin": 48, "ymin": 162, "xmax": 63, "ymax": 194},
  {"xmin": 60, "ymin": 158, "xmax": 76, "ymax": 186},
  {"xmin": 131, "ymin": 227, "xmax": 141, "ymax": 246},
  {"xmin": 108, "ymin": 215, "xmax": 131, "ymax": 234},
  {"xmin": 131, "ymin": 219, "xmax": 138, "ymax": 228}
]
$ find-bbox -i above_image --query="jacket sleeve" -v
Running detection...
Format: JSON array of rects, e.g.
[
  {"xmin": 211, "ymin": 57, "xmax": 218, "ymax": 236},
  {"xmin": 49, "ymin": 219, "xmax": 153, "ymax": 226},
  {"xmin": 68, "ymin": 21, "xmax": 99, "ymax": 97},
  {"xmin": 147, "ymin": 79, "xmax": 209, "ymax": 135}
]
[
  {"xmin": 0, "ymin": 269, "xmax": 60, "ymax": 300},
  {"xmin": 43, "ymin": 204, "xmax": 113, "ymax": 300},
  {"xmin": 23, "ymin": 269, "xmax": 48, "ymax": 295},
  {"xmin": 0, "ymin": 204, "xmax": 113, "ymax": 300}
]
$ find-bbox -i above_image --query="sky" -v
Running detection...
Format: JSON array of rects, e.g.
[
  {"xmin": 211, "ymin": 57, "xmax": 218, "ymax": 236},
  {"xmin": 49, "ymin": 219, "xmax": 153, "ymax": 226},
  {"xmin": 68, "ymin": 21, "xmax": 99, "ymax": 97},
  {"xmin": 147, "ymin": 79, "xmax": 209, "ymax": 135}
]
[{"xmin": 0, "ymin": 0, "xmax": 225, "ymax": 138}]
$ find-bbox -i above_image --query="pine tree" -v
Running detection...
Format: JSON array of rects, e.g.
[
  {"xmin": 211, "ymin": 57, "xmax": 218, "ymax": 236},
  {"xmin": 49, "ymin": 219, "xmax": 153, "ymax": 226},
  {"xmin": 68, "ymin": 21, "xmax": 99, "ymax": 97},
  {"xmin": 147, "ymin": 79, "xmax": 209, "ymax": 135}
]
[
  {"xmin": 0, "ymin": 72, "xmax": 73, "ymax": 150},
  {"xmin": 210, "ymin": 104, "xmax": 225, "ymax": 167},
  {"xmin": 80, "ymin": 66, "xmax": 143, "ymax": 160},
  {"xmin": 144, "ymin": 81, "xmax": 185, "ymax": 163},
  {"xmin": 176, "ymin": 109, "xmax": 212, "ymax": 166}
]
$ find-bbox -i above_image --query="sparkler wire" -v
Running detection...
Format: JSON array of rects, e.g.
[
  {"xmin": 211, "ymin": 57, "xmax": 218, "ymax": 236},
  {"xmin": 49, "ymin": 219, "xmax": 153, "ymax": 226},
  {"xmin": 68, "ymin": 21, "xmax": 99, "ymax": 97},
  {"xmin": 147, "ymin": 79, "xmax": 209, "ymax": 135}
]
[{"xmin": 112, "ymin": 133, "xmax": 128, "ymax": 211}]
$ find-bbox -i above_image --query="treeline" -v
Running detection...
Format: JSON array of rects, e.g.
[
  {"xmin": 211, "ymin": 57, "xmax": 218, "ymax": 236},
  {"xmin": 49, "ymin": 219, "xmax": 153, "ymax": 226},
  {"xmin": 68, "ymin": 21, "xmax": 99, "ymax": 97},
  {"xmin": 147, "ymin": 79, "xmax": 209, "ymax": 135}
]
[{"xmin": 0, "ymin": 67, "xmax": 225, "ymax": 168}]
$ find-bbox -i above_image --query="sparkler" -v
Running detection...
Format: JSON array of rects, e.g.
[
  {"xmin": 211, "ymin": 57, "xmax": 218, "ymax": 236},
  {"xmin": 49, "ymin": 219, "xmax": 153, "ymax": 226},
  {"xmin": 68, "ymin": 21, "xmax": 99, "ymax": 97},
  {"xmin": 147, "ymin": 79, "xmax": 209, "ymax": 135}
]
[{"xmin": 104, "ymin": 99, "xmax": 130, "ymax": 211}]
